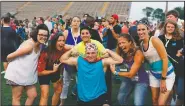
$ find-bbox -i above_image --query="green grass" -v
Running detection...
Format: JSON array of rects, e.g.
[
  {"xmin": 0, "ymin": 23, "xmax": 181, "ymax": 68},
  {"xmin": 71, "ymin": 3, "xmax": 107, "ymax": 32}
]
[
  {"xmin": 1, "ymin": 77, "xmax": 152, "ymax": 106},
  {"xmin": 1, "ymin": 62, "xmax": 152, "ymax": 105}
]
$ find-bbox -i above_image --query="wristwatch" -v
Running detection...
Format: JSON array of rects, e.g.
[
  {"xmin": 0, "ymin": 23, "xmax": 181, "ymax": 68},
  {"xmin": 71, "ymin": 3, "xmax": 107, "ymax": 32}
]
[{"xmin": 161, "ymin": 76, "xmax": 166, "ymax": 80}]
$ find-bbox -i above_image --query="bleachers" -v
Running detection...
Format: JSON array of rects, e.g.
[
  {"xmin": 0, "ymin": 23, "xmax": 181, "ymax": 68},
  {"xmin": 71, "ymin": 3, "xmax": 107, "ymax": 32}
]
[
  {"xmin": 1, "ymin": 1, "xmax": 131, "ymax": 21},
  {"xmin": 106, "ymin": 2, "xmax": 131, "ymax": 21},
  {"xmin": 1, "ymin": 2, "xmax": 27, "ymax": 16},
  {"xmin": 66, "ymin": 2, "xmax": 104, "ymax": 17},
  {"xmin": 15, "ymin": 2, "xmax": 69, "ymax": 20}
]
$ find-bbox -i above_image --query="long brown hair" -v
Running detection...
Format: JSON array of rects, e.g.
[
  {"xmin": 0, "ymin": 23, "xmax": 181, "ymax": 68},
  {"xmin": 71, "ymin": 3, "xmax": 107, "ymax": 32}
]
[
  {"xmin": 116, "ymin": 33, "xmax": 138, "ymax": 59},
  {"xmin": 163, "ymin": 20, "xmax": 182, "ymax": 40}
]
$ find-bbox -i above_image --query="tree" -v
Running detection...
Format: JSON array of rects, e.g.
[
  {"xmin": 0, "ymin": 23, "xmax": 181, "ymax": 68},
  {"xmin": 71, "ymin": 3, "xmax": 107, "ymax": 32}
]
[
  {"xmin": 152, "ymin": 8, "xmax": 165, "ymax": 21},
  {"xmin": 174, "ymin": 6, "xmax": 184, "ymax": 19},
  {"xmin": 142, "ymin": 7, "xmax": 154, "ymax": 19}
]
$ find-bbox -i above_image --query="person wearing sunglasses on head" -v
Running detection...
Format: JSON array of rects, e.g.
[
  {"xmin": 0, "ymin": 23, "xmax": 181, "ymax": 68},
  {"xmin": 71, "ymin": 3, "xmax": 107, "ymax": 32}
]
[{"xmin": 137, "ymin": 18, "xmax": 175, "ymax": 106}]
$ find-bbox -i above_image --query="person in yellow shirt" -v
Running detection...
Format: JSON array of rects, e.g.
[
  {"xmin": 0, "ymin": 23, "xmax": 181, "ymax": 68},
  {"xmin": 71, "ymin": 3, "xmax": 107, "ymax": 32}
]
[{"xmin": 73, "ymin": 26, "xmax": 106, "ymax": 58}]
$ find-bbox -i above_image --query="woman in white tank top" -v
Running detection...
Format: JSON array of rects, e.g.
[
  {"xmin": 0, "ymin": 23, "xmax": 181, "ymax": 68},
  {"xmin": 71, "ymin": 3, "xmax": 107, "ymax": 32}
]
[
  {"xmin": 137, "ymin": 19, "xmax": 175, "ymax": 106},
  {"xmin": 4, "ymin": 24, "xmax": 49, "ymax": 105}
]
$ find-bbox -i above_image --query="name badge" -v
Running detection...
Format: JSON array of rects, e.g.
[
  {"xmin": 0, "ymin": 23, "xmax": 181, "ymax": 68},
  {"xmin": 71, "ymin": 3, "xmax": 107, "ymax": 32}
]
[
  {"xmin": 120, "ymin": 68, "xmax": 128, "ymax": 72},
  {"xmin": 172, "ymin": 43, "xmax": 176, "ymax": 46}
]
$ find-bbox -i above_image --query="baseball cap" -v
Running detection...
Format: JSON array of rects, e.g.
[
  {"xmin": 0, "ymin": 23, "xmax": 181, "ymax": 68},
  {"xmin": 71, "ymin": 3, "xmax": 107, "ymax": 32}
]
[
  {"xmin": 132, "ymin": 20, "xmax": 137, "ymax": 25},
  {"xmin": 111, "ymin": 14, "xmax": 119, "ymax": 20}
]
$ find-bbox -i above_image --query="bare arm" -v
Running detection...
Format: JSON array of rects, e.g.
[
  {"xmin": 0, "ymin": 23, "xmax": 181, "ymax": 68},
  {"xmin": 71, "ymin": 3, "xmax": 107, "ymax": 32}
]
[
  {"xmin": 63, "ymin": 30, "xmax": 68, "ymax": 40},
  {"xmin": 110, "ymin": 50, "xmax": 144, "ymax": 78},
  {"xmin": 102, "ymin": 49, "xmax": 123, "ymax": 65},
  {"xmin": 60, "ymin": 49, "xmax": 77, "ymax": 66},
  {"xmin": 7, "ymin": 41, "xmax": 33, "ymax": 62},
  {"xmin": 108, "ymin": 25, "xmax": 120, "ymax": 39},
  {"xmin": 37, "ymin": 51, "xmax": 62, "ymax": 76},
  {"xmin": 110, "ymin": 28, "xmax": 119, "ymax": 39},
  {"xmin": 152, "ymin": 37, "xmax": 168, "ymax": 78},
  {"xmin": 103, "ymin": 28, "xmax": 108, "ymax": 37},
  {"xmin": 38, "ymin": 63, "xmax": 61, "ymax": 76},
  {"xmin": 64, "ymin": 44, "xmax": 73, "ymax": 50}
]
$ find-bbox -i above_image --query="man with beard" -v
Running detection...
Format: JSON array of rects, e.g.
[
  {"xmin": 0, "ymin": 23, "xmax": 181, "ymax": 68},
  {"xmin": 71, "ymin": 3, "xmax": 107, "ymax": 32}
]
[{"xmin": 103, "ymin": 14, "xmax": 121, "ymax": 104}]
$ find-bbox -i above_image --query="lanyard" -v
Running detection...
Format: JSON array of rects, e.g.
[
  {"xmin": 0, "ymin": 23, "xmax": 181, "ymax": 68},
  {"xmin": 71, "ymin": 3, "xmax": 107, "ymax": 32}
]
[
  {"xmin": 165, "ymin": 39, "xmax": 170, "ymax": 47},
  {"xmin": 71, "ymin": 28, "xmax": 80, "ymax": 45},
  {"xmin": 165, "ymin": 35, "xmax": 172, "ymax": 48}
]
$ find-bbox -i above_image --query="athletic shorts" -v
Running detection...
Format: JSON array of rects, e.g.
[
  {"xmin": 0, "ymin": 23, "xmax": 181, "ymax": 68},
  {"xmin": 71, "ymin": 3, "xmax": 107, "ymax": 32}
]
[
  {"xmin": 149, "ymin": 71, "xmax": 175, "ymax": 91},
  {"xmin": 38, "ymin": 71, "xmax": 61, "ymax": 85},
  {"xmin": 77, "ymin": 93, "xmax": 109, "ymax": 106}
]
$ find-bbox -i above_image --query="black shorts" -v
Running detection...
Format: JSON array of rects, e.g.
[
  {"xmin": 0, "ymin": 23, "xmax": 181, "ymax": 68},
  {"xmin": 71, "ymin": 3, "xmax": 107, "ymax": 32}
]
[
  {"xmin": 38, "ymin": 71, "xmax": 61, "ymax": 85},
  {"xmin": 77, "ymin": 93, "xmax": 109, "ymax": 106}
]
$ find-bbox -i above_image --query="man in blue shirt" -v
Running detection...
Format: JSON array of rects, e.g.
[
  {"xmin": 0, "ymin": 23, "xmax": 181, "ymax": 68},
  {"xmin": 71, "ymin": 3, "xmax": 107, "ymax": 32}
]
[{"xmin": 60, "ymin": 43, "xmax": 123, "ymax": 106}]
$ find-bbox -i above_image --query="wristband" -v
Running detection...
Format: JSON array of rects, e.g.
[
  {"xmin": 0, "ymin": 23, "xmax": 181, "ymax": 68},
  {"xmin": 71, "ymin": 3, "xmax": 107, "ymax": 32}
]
[{"xmin": 161, "ymin": 76, "xmax": 166, "ymax": 80}]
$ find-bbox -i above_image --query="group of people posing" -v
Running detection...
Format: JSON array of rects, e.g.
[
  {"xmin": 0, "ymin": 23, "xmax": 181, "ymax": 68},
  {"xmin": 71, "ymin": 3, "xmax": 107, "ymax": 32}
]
[{"xmin": 2, "ymin": 9, "xmax": 184, "ymax": 106}]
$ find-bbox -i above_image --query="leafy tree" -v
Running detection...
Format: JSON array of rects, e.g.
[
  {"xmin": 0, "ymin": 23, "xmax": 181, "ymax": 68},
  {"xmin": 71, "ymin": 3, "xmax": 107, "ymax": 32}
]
[
  {"xmin": 174, "ymin": 6, "xmax": 184, "ymax": 19},
  {"xmin": 142, "ymin": 7, "xmax": 154, "ymax": 19},
  {"xmin": 152, "ymin": 8, "xmax": 165, "ymax": 21},
  {"xmin": 161, "ymin": 12, "xmax": 165, "ymax": 21}
]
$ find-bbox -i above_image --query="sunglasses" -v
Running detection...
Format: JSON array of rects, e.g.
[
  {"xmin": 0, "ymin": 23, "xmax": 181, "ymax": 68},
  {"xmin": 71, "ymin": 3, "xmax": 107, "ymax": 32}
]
[{"xmin": 81, "ymin": 32, "xmax": 90, "ymax": 35}]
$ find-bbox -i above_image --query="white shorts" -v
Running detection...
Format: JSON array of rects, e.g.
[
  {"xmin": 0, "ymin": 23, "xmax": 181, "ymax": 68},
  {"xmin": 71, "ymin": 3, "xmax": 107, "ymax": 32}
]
[{"xmin": 149, "ymin": 71, "xmax": 175, "ymax": 91}]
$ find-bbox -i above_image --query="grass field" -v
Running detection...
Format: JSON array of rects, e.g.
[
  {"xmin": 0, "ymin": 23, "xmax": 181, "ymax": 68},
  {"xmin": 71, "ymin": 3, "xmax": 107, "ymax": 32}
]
[{"xmin": 1, "ymin": 62, "xmax": 152, "ymax": 106}]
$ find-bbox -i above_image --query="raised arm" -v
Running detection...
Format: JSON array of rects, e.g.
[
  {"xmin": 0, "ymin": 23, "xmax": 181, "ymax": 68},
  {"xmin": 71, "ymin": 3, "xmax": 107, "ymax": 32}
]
[
  {"xmin": 109, "ymin": 25, "xmax": 121, "ymax": 39},
  {"xmin": 64, "ymin": 44, "xmax": 73, "ymax": 50},
  {"xmin": 63, "ymin": 30, "xmax": 68, "ymax": 40},
  {"xmin": 110, "ymin": 50, "xmax": 144, "ymax": 78},
  {"xmin": 102, "ymin": 49, "xmax": 123, "ymax": 65},
  {"xmin": 60, "ymin": 49, "xmax": 77, "ymax": 66}
]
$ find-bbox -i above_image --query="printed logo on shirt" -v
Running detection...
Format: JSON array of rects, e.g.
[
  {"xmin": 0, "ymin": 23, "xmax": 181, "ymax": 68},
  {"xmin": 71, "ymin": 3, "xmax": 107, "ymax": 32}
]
[{"xmin": 172, "ymin": 42, "xmax": 176, "ymax": 46}]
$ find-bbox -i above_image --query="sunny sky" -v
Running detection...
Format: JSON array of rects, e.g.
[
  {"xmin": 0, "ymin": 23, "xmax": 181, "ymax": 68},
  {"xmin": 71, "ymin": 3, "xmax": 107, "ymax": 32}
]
[{"xmin": 129, "ymin": 2, "xmax": 184, "ymax": 21}]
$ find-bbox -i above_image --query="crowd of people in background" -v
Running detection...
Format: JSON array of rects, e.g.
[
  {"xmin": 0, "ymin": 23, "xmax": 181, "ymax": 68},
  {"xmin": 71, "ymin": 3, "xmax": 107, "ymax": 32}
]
[{"xmin": 1, "ymin": 9, "xmax": 184, "ymax": 106}]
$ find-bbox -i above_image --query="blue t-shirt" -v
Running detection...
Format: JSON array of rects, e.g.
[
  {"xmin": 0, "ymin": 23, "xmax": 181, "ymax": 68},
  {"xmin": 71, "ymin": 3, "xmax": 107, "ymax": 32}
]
[{"xmin": 77, "ymin": 56, "xmax": 107, "ymax": 102}]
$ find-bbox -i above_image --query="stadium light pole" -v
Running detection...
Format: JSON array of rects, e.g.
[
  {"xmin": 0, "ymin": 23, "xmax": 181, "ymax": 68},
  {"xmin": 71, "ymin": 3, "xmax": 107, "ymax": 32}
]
[{"xmin": 165, "ymin": 1, "xmax": 168, "ymax": 20}]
